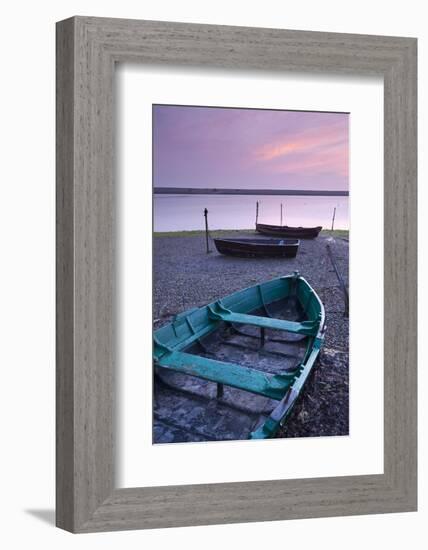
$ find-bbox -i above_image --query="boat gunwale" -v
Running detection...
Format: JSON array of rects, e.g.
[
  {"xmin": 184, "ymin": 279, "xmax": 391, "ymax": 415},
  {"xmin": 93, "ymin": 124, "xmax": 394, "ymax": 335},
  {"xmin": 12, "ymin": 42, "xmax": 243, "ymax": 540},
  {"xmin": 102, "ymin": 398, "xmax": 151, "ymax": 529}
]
[
  {"xmin": 214, "ymin": 237, "xmax": 300, "ymax": 248},
  {"xmin": 155, "ymin": 274, "xmax": 325, "ymax": 350},
  {"xmin": 256, "ymin": 223, "xmax": 322, "ymax": 232}
]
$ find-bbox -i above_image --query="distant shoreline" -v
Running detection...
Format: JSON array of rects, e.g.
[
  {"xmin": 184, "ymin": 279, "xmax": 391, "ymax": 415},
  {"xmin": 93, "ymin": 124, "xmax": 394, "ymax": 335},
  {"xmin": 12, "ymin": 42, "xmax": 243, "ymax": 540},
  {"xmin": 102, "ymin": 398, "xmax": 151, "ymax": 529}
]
[
  {"xmin": 154, "ymin": 187, "xmax": 349, "ymax": 197},
  {"xmin": 153, "ymin": 228, "xmax": 349, "ymax": 238}
]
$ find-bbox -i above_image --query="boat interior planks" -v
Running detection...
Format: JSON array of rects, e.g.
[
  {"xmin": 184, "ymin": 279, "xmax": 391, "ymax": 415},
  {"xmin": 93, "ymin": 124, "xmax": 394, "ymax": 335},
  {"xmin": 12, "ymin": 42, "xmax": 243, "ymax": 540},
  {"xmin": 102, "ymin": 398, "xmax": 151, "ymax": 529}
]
[{"xmin": 153, "ymin": 272, "xmax": 325, "ymax": 443}]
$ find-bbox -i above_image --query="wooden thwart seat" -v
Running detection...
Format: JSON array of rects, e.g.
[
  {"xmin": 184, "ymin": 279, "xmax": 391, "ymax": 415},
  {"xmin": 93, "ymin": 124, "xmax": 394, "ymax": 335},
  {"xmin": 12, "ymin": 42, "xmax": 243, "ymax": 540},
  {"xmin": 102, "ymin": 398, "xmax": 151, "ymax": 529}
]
[
  {"xmin": 156, "ymin": 350, "xmax": 296, "ymax": 400},
  {"xmin": 208, "ymin": 303, "xmax": 318, "ymax": 336}
]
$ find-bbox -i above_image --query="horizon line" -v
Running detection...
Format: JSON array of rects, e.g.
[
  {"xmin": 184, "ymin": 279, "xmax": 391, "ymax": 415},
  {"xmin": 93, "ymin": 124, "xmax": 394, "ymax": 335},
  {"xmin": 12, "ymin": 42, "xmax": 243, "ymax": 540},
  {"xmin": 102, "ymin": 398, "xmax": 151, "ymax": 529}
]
[{"xmin": 154, "ymin": 187, "xmax": 349, "ymax": 197}]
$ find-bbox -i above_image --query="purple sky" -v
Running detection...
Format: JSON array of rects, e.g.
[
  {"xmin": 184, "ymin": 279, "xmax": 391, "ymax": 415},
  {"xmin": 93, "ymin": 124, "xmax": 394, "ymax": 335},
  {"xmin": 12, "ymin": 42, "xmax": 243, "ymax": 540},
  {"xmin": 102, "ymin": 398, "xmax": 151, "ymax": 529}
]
[{"xmin": 153, "ymin": 105, "xmax": 349, "ymax": 191}]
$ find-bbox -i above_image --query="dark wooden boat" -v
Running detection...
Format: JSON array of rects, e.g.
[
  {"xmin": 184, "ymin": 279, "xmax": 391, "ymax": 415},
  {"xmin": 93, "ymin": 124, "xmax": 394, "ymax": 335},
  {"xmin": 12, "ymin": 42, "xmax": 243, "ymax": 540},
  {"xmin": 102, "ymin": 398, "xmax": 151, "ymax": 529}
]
[
  {"xmin": 256, "ymin": 223, "xmax": 322, "ymax": 239},
  {"xmin": 153, "ymin": 273, "xmax": 325, "ymax": 443},
  {"xmin": 214, "ymin": 237, "xmax": 299, "ymax": 258}
]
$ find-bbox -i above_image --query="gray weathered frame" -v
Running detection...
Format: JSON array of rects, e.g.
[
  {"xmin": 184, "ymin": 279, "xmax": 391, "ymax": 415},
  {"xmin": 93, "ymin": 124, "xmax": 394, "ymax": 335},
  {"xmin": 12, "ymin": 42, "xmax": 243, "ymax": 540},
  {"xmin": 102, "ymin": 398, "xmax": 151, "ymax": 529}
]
[{"xmin": 56, "ymin": 16, "xmax": 417, "ymax": 533}]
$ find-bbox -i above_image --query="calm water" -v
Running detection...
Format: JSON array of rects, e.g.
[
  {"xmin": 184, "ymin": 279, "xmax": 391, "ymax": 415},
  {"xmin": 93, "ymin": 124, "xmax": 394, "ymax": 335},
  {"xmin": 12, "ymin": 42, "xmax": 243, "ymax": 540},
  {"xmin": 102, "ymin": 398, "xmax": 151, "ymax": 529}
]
[{"xmin": 154, "ymin": 194, "xmax": 349, "ymax": 232}]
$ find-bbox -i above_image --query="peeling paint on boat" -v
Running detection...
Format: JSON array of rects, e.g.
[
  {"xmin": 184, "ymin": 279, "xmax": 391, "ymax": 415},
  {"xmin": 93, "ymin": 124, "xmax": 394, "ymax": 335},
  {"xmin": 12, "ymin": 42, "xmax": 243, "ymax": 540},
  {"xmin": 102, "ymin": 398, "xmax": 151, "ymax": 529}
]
[{"xmin": 153, "ymin": 272, "xmax": 325, "ymax": 443}]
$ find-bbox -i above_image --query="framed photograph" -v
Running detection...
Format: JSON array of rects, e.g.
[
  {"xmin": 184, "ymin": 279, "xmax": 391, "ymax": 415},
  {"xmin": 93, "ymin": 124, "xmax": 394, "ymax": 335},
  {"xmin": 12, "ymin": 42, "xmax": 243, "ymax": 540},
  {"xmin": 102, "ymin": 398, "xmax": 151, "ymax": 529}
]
[
  {"xmin": 56, "ymin": 16, "xmax": 417, "ymax": 532},
  {"xmin": 151, "ymin": 104, "xmax": 348, "ymax": 446}
]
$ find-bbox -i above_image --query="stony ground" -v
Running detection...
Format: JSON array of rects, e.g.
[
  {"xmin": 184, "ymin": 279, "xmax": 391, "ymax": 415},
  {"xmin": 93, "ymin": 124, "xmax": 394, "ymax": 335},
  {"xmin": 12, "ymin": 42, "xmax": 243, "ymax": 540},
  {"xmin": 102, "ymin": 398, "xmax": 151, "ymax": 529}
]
[{"xmin": 153, "ymin": 232, "xmax": 349, "ymax": 439}]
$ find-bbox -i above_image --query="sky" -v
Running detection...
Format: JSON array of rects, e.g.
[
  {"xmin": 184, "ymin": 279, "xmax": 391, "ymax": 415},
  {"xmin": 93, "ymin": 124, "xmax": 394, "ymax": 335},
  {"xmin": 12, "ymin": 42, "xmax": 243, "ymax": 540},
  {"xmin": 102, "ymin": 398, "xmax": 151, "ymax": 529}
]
[{"xmin": 153, "ymin": 105, "xmax": 349, "ymax": 192}]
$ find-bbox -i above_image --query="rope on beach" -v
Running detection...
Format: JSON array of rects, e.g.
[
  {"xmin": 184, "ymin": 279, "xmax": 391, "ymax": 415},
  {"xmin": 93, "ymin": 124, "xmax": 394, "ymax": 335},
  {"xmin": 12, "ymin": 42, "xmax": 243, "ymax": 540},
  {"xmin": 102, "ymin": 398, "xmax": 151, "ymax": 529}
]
[{"xmin": 326, "ymin": 241, "xmax": 349, "ymax": 317}]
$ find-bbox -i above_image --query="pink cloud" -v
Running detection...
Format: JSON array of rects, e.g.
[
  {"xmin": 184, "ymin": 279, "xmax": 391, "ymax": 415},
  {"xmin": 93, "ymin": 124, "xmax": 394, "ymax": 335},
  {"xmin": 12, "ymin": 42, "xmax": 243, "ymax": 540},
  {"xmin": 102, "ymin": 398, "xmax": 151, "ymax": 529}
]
[
  {"xmin": 253, "ymin": 121, "xmax": 348, "ymax": 177},
  {"xmin": 273, "ymin": 144, "xmax": 348, "ymax": 177}
]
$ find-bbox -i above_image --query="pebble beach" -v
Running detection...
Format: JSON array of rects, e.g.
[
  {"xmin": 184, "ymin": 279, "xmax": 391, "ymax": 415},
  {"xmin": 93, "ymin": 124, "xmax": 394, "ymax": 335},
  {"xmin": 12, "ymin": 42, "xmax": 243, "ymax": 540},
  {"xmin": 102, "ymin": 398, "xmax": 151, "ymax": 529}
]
[{"xmin": 154, "ymin": 230, "xmax": 349, "ymax": 439}]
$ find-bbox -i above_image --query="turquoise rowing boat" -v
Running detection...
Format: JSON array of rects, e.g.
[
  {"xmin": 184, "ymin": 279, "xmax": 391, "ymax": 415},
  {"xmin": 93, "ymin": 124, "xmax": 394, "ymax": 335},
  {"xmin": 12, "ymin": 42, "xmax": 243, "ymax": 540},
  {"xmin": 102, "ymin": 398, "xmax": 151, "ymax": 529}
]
[{"xmin": 153, "ymin": 272, "xmax": 325, "ymax": 443}]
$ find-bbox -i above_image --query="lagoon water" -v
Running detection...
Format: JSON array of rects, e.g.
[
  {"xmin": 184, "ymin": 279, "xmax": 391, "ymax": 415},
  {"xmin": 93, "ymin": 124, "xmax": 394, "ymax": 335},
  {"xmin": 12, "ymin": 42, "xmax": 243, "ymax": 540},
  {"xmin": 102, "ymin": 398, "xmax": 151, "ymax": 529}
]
[{"xmin": 154, "ymin": 194, "xmax": 349, "ymax": 232}]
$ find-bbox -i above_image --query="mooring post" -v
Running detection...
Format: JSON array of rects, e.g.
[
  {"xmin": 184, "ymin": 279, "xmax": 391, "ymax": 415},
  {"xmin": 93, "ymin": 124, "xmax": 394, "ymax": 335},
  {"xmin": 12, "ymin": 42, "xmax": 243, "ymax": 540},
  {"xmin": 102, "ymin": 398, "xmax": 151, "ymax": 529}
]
[
  {"xmin": 331, "ymin": 206, "xmax": 336, "ymax": 231},
  {"xmin": 280, "ymin": 203, "xmax": 283, "ymax": 226},
  {"xmin": 204, "ymin": 208, "xmax": 211, "ymax": 253},
  {"xmin": 255, "ymin": 201, "xmax": 259, "ymax": 226}
]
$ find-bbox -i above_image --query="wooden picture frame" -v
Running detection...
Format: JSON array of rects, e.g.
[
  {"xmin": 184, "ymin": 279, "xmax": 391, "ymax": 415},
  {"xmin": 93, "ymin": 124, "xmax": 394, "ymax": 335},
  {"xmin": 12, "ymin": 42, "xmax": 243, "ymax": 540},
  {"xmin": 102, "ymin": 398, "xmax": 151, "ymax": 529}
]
[{"xmin": 56, "ymin": 16, "xmax": 417, "ymax": 533}]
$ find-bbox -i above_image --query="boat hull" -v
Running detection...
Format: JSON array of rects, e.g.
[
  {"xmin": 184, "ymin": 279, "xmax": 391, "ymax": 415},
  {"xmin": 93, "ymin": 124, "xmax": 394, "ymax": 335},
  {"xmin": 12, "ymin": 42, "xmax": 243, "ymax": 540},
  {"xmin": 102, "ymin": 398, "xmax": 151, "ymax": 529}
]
[
  {"xmin": 153, "ymin": 273, "xmax": 325, "ymax": 443},
  {"xmin": 214, "ymin": 237, "xmax": 299, "ymax": 258},
  {"xmin": 256, "ymin": 223, "xmax": 322, "ymax": 239}
]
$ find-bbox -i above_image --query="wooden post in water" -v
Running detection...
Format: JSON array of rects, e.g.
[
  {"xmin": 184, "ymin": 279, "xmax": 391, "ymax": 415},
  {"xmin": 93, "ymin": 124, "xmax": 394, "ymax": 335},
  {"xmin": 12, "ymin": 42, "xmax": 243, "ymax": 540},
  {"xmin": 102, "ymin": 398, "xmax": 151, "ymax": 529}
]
[
  {"xmin": 255, "ymin": 201, "xmax": 259, "ymax": 226},
  {"xmin": 331, "ymin": 207, "xmax": 336, "ymax": 231},
  {"xmin": 204, "ymin": 208, "xmax": 211, "ymax": 254},
  {"xmin": 280, "ymin": 203, "xmax": 283, "ymax": 226}
]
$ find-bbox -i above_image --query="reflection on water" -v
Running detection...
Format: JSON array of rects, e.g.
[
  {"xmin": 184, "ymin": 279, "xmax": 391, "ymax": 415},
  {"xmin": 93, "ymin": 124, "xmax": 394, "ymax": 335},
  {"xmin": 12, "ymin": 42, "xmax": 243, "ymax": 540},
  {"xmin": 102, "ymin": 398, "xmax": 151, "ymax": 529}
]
[{"xmin": 154, "ymin": 194, "xmax": 349, "ymax": 232}]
